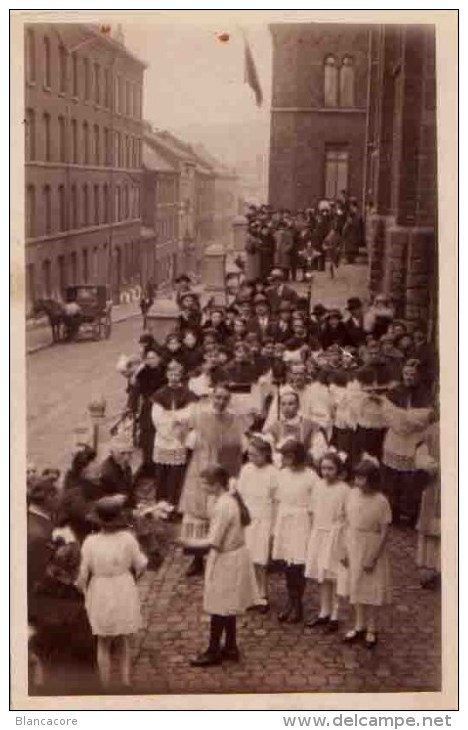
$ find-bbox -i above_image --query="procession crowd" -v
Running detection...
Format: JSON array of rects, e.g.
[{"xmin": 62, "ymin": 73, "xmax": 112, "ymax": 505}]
[{"xmin": 26, "ymin": 201, "xmax": 440, "ymax": 694}]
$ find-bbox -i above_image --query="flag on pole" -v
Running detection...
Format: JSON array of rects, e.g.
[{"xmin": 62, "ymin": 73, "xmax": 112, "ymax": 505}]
[{"xmin": 243, "ymin": 32, "xmax": 263, "ymax": 107}]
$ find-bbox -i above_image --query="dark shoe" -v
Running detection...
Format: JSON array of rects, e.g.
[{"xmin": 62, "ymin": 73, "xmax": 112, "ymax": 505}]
[
  {"xmin": 364, "ymin": 631, "xmax": 378, "ymax": 650},
  {"xmin": 278, "ymin": 605, "xmax": 293, "ymax": 623},
  {"xmin": 189, "ymin": 650, "xmax": 222, "ymax": 667},
  {"xmin": 326, "ymin": 619, "xmax": 340, "ymax": 633},
  {"xmin": 342, "ymin": 629, "xmax": 366, "ymax": 644},
  {"xmin": 305, "ymin": 615, "xmax": 330, "ymax": 628},
  {"xmin": 186, "ymin": 558, "xmax": 204, "ymax": 577},
  {"xmin": 221, "ymin": 646, "xmax": 240, "ymax": 662}
]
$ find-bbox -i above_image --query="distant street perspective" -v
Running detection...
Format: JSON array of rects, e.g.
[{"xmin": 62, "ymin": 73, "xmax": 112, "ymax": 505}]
[{"xmin": 24, "ymin": 19, "xmax": 440, "ymax": 698}]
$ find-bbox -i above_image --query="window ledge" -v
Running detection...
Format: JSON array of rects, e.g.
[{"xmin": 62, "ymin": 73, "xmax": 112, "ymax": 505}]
[{"xmin": 43, "ymin": 84, "xmax": 51, "ymax": 92}]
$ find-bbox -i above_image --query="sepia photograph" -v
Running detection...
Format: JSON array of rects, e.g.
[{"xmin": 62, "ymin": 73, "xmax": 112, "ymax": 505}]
[{"xmin": 10, "ymin": 9, "xmax": 457, "ymax": 710}]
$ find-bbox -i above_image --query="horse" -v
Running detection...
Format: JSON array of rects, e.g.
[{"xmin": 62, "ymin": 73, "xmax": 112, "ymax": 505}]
[{"xmin": 32, "ymin": 299, "xmax": 67, "ymax": 343}]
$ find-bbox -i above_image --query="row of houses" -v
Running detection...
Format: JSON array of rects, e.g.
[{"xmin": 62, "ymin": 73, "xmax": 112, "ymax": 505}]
[{"xmin": 24, "ymin": 22, "xmax": 241, "ymax": 312}]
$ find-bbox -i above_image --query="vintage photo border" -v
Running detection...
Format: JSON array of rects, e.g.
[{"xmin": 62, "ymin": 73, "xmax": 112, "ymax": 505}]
[{"xmin": 10, "ymin": 8, "xmax": 458, "ymax": 711}]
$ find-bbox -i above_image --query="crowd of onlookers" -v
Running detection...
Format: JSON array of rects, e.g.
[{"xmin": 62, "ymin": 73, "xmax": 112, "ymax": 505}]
[{"xmin": 27, "ymin": 199, "xmax": 440, "ymax": 690}]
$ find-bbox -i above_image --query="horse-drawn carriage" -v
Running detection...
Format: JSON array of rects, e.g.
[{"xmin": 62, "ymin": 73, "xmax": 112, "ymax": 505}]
[
  {"xmin": 33, "ymin": 285, "xmax": 112, "ymax": 343},
  {"xmin": 64, "ymin": 285, "xmax": 112, "ymax": 341}
]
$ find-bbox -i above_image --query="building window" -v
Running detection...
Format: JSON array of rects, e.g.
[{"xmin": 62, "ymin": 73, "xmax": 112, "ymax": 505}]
[
  {"xmin": 43, "ymin": 36, "xmax": 51, "ymax": 87},
  {"xmin": 25, "ymin": 108, "xmax": 35, "ymax": 161},
  {"xmin": 83, "ymin": 57, "xmax": 90, "ymax": 100},
  {"xmin": 92, "ymin": 246, "xmax": 99, "ymax": 280},
  {"xmin": 103, "ymin": 184, "xmax": 110, "ymax": 223},
  {"xmin": 104, "ymin": 67, "xmax": 111, "ymax": 108},
  {"xmin": 125, "ymin": 135, "xmax": 130, "ymax": 168},
  {"xmin": 114, "ymin": 74, "xmax": 120, "ymax": 113},
  {"xmin": 114, "ymin": 131, "xmax": 121, "ymax": 167},
  {"xmin": 94, "ymin": 62, "xmax": 100, "ymax": 104},
  {"xmin": 93, "ymin": 184, "xmax": 100, "ymax": 225},
  {"xmin": 42, "ymin": 259, "xmax": 52, "ymax": 297},
  {"xmin": 26, "ymin": 28, "xmax": 35, "ymax": 83},
  {"xmin": 134, "ymin": 186, "xmax": 140, "ymax": 217},
  {"xmin": 83, "ymin": 122, "xmax": 89, "ymax": 164},
  {"xmin": 324, "ymin": 148, "xmax": 349, "ymax": 199},
  {"xmin": 123, "ymin": 185, "xmax": 129, "ymax": 219},
  {"xmin": 125, "ymin": 80, "xmax": 131, "ymax": 116},
  {"xmin": 93, "ymin": 124, "xmax": 100, "ymax": 165},
  {"xmin": 70, "ymin": 184, "xmax": 78, "ymax": 229},
  {"xmin": 26, "ymin": 263, "xmax": 36, "ymax": 308},
  {"xmin": 70, "ymin": 251, "xmax": 77, "ymax": 284},
  {"xmin": 119, "ymin": 77, "xmax": 125, "ymax": 114},
  {"xmin": 72, "ymin": 52, "xmax": 79, "ymax": 97},
  {"xmin": 43, "ymin": 113, "xmax": 51, "ymax": 161},
  {"xmin": 135, "ymin": 85, "xmax": 141, "ymax": 118},
  {"xmin": 82, "ymin": 248, "xmax": 89, "ymax": 283},
  {"xmin": 115, "ymin": 186, "xmax": 121, "ymax": 221},
  {"xmin": 103, "ymin": 127, "xmax": 111, "ymax": 165},
  {"xmin": 58, "ymin": 116, "xmax": 66, "ymax": 162},
  {"xmin": 59, "ymin": 45, "xmax": 67, "ymax": 94},
  {"xmin": 43, "ymin": 185, "xmax": 51, "ymax": 234},
  {"xmin": 324, "ymin": 55, "xmax": 338, "ymax": 107},
  {"xmin": 82, "ymin": 184, "xmax": 89, "ymax": 226},
  {"xmin": 26, "ymin": 185, "xmax": 35, "ymax": 238},
  {"xmin": 339, "ymin": 56, "xmax": 354, "ymax": 107},
  {"xmin": 58, "ymin": 255, "xmax": 66, "ymax": 293},
  {"xmin": 58, "ymin": 185, "xmax": 66, "ymax": 230},
  {"xmin": 71, "ymin": 119, "xmax": 78, "ymax": 163}
]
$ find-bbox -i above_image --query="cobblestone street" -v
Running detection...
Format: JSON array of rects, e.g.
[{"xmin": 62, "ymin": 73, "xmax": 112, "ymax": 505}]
[{"xmin": 26, "ymin": 263, "xmax": 441, "ymax": 695}]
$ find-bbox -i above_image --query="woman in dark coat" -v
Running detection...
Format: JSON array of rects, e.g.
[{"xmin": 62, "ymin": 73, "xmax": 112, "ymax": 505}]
[
  {"xmin": 58, "ymin": 445, "xmax": 99, "ymax": 543},
  {"xmin": 320, "ymin": 310, "xmax": 349, "ymax": 349},
  {"xmin": 133, "ymin": 349, "xmax": 167, "ymax": 471}
]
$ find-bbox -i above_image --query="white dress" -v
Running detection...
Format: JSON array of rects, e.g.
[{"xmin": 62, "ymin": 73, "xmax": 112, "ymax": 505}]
[
  {"xmin": 272, "ymin": 468, "xmax": 318, "ymax": 565},
  {"xmin": 203, "ymin": 493, "xmax": 259, "ymax": 616},
  {"xmin": 78, "ymin": 530, "xmax": 148, "ymax": 636},
  {"xmin": 338, "ymin": 489, "xmax": 392, "ymax": 605},
  {"xmin": 305, "ymin": 479, "xmax": 349, "ymax": 583},
  {"xmin": 237, "ymin": 462, "xmax": 279, "ymax": 566}
]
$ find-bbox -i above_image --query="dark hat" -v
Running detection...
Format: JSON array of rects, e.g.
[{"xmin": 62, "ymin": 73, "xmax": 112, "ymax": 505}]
[
  {"xmin": 326, "ymin": 308, "xmax": 342, "ymax": 320},
  {"xmin": 139, "ymin": 331, "xmax": 155, "ymax": 345},
  {"xmin": 92, "ymin": 494, "xmax": 129, "ymax": 529},
  {"xmin": 253, "ymin": 293, "xmax": 269, "ymax": 306},
  {"xmin": 175, "ymin": 274, "xmax": 191, "ymax": 284},
  {"xmin": 27, "ymin": 475, "xmax": 57, "ymax": 504},
  {"xmin": 179, "ymin": 291, "xmax": 199, "ymax": 305},
  {"xmin": 312, "ymin": 304, "xmax": 327, "ymax": 317},
  {"xmin": 347, "ymin": 297, "xmax": 363, "ymax": 311}
]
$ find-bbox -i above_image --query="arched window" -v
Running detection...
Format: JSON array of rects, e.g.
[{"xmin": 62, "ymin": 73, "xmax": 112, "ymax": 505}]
[
  {"xmin": 340, "ymin": 56, "xmax": 354, "ymax": 107},
  {"xmin": 103, "ymin": 184, "xmax": 110, "ymax": 223},
  {"xmin": 323, "ymin": 55, "xmax": 338, "ymax": 107},
  {"xmin": 82, "ymin": 184, "xmax": 89, "ymax": 226},
  {"xmin": 26, "ymin": 28, "xmax": 35, "ymax": 83},
  {"xmin": 82, "ymin": 248, "xmax": 89, "ymax": 283},
  {"xmin": 83, "ymin": 122, "xmax": 89, "ymax": 164},
  {"xmin": 42, "ymin": 259, "xmax": 52, "ymax": 297},
  {"xmin": 43, "ymin": 185, "xmax": 51, "ymax": 234},
  {"xmin": 83, "ymin": 58, "xmax": 90, "ymax": 100},
  {"xmin": 43, "ymin": 36, "xmax": 51, "ymax": 87},
  {"xmin": 93, "ymin": 184, "xmax": 100, "ymax": 225},
  {"xmin": 43, "ymin": 113, "xmax": 51, "ymax": 161},
  {"xmin": 72, "ymin": 52, "xmax": 79, "ymax": 97},
  {"xmin": 25, "ymin": 108, "xmax": 35, "ymax": 161},
  {"xmin": 94, "ymin": 62, "xmax": 100, "ymax": 104},
  {"xmin": 59, "ymin": 45, "xmax": 67, "ymax": 94},
  {"xmin": 58, "ymin": 185, "xmax": 66, "ymax": 230},
  {"xmin": 58, "ymin": 116, "xmax": 66, "ymax": 162},
  {"xmin": 93, "ymin": 124, "xmax": 100, "ymax": 164},
  {"xmin": 70, "ymin": 184, "xmax": 78, "ymax": 229},
  {"xmin": 71, "ymin": 118, "xmax": 78, "ymax": 163},
  {"xmin": 26, "ymin": 185, "xmax": 35, "ymax": 238}
]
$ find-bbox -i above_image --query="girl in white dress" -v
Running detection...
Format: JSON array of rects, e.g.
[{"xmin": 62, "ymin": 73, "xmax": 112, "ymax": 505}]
[
  {"xmin": 339, "ymin": 457, "xmax": 392, "ymax": 649},
  {"xmin": 180, "ymin": 465, "xmax": 258, "ymax": 667},
  {"xmin": 77, "ymin": 495, "xmax": 148, "ymax": 689},
  {"xmin": 237, "ymin": 436, "xmax": 279, "ymax": 612},
  {"xmin": 305, "ymin": 452, "xmax": 349, "ymax": 632},
  {"xmin": 272, "ymin": 440, "xmax": 319, "ymax": 624}
]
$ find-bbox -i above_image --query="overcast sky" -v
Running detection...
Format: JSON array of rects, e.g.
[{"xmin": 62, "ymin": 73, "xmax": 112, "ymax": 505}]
[{"xmin": 123, "ymin": 23, "xmax": 272, "ymax": 133}]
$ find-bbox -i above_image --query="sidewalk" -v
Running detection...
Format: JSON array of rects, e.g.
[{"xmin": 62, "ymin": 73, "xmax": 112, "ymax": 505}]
[{"xmin": 26, "ymin": 299, "xmax": 142, "ymax": 355}]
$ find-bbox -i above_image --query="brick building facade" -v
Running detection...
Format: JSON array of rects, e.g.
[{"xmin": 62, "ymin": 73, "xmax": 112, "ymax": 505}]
[
  {"xmin": 365, "ymin": 24, "xmax": 437, "ymax": 333},
  {"xmin": 268, "ymin": 23, "xmax": 370, "ymax": 210},
  {"xmin": 24, "ymin": 23, "xmax": 146, "ymax": 310}
]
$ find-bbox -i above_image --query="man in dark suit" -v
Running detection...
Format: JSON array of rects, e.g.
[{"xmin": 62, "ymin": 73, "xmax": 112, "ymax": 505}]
[
  {"xmin": 27, "ymin": 477, "xmax": 59, "ymax": 603},
  {"xmin": 343, "ymin": 297, "xmax": 366, "ymax": 348},
  {"xmin": 247, "ymin": 294, "xmax": 277, "ymax": 339},
  {"xmin": 271, "ymin": 301, "xmax": 294, "ymax": 343},
  {"xmin": 266, "ymin": 269, "xmax": 299, "ymax": 313}
]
